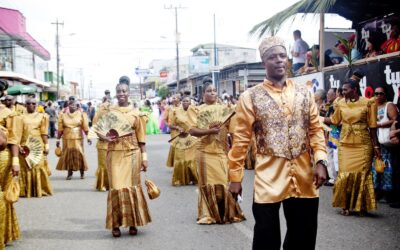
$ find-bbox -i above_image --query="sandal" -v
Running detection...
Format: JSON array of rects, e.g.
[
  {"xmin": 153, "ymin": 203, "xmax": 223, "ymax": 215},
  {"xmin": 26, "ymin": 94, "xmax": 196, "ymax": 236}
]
[
  {"xmin": 112, "ymin": 228, "xmax": 121, "ymax": 238},
  {"xmin": 129, "ymin": 226, "xmax": 138, "ymax": 236}
]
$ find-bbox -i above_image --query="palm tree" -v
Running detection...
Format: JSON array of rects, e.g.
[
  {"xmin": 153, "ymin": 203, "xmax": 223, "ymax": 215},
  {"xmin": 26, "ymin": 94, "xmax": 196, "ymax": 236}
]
[{"xmin": 249, "ymin": 0, "xmax": 337, "ymax": 38}]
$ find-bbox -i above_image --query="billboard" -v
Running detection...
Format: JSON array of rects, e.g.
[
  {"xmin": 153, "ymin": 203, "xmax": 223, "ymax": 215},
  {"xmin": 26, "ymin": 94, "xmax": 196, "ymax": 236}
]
[
  {"xmin": 323, "ymin": 55, "xmax": 400, "ymax": 103},
  {"xmin": 189, "ymin": 56, "xmax": 210, "ymax": 74},
  {"xmin": 289, "ymin": 72, "xmax": 324, "ymax": 93}
]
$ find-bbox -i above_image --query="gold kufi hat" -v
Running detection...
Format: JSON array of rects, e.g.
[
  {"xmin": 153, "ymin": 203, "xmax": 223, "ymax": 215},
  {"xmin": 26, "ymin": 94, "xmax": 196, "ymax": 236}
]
[{"xmin": 259, "ymin": 36, "xmax": 286, "ymax": 58}]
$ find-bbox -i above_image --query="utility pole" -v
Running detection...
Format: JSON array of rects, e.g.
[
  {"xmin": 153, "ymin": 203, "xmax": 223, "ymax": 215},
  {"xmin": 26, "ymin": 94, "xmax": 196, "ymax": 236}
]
[
  {"xmin": 165, "ymin": 5, "xmax": 185, "ymax": 92},
  {"xmin": 51, "ymin": 19, "xmax": 64, "ymax": 100},
  {"xmin": 212, "ymin": 13, "xmax": 219, "ymax": 94}
]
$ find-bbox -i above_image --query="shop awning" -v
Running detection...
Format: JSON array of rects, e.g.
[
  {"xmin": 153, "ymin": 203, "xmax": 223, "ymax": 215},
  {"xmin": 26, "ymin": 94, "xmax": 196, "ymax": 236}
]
[
  {"xmin": 0, "ymin": 71, "xmax": 49, "ymax": 88},
  {"xmin": 7, "ymin": 84, "xmax": 37, "ymax": 95}
]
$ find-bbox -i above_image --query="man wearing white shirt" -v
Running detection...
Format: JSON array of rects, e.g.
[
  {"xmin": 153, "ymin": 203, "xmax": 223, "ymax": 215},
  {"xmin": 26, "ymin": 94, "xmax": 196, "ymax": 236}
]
[{"xmin": 291, "ymin": 30, "xmax": 309, "ymax": 75}]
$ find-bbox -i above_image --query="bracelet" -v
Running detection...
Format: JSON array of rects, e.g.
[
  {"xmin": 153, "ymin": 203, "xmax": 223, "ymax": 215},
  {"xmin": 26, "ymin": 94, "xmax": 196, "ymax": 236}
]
[
  {"xmin": 45, "ymin": 144, "xmax": 49, "ymax": 150},
  {"xmin": 12, "ymin": 156, "xmax": 20, "ymax": 166},
  {"xmin": 142, "ymin": 152, "xmax": 148, "ymax": 161}
]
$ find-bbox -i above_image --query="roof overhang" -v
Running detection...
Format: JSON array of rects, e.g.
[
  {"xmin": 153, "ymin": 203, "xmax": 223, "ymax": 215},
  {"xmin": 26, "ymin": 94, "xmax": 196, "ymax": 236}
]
[
  {"xmin": 0, "ymin": 71, "xmax": 50, "ymax": 88},
  {"xmin": 0, "ymin": 7, "xmax": 50, "ymax": 60}
]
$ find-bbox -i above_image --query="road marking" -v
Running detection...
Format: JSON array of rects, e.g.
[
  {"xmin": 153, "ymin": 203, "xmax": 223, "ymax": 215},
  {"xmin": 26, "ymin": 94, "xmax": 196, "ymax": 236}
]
[{"xmin": 233, "ymin": 222, "xmax": 253, "ymax": 240}]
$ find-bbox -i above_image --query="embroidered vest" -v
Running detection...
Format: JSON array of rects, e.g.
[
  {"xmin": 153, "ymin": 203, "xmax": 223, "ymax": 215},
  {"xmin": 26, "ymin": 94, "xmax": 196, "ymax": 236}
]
[{"xmin": 250, "ymin": 83, "xmax": 311, "ymax": 160}]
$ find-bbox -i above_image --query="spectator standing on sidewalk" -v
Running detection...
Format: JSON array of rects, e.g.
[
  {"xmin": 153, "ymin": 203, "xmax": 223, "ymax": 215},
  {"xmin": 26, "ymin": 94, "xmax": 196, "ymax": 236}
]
[
  {"xmin": 45, "ymin": 101, "xmax": 57, "ymax": 138},
  {"xmin": 291, "ymin": 30, "xmax": 309, "ymax": 75},
  {"xmin": 86, "ymin": 102, "xmax": 96, "ymax": 127}
]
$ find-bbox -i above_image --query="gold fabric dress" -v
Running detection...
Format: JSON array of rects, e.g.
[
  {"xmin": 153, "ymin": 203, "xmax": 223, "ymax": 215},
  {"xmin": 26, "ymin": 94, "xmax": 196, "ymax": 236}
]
[
  {"xmin": 18, "ymin": 112, "xmax": 53, "ymax": 198},
  {"xmin": 194, "ymin": 103, "xmax": 245, "ymax": 224},
  {"xmin": 0, "ymin": 106, "xmax": 21, "ymax": 245},
  {"xmin": 0, "ymin": 124, "xmax": 7, "ymax": 250},
  {"xmin": 170, "ymin": 106, "xmax": 198, "ymax": 186},
  {"xmin": 92, "ymin": 104, "xmax": 111, "ymax": 191},
  {"xmin": 105, "ymin": 105, "xmax": 151, "ymax": 229},
  {"xmin": 165, "ymin": 105, "xmax": 180, "ymax": 168},
  {"xmin": 331, "ymin": 97, "xmax": 377, "ymax": 212},
  {"xmin": 56, "ymin": 111, "xmax": 89, "ymax": 172}
]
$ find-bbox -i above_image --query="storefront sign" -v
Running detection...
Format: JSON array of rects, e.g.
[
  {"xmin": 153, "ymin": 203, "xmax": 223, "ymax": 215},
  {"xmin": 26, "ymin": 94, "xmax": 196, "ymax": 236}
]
[{"xmin": 323, "ymin": 55, "xmax": 400, "ymax": 103}]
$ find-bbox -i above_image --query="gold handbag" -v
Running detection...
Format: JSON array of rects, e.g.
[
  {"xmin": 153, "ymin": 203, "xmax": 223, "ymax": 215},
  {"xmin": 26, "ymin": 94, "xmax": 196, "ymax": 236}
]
[
  {"xmin": 145, "ymin": 178, "xmax": 160, "ymax": 200},
  {"xmin": 374, "ymin": 158, "xmax": 385, "ymax": 174},
  {"xmin": 55, "ymin": 146, "xmax": 62, "ymax": 157},
  {"xmin": 5, "ymin": 177, "xmax": 20, "ymax": 203}
]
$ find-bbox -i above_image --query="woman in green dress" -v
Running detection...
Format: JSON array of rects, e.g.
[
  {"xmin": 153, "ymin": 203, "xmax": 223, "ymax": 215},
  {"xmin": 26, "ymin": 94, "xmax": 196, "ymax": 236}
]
[{"xmin": 140, "ymin": 100, "xmax": 160, "ymax": 135}]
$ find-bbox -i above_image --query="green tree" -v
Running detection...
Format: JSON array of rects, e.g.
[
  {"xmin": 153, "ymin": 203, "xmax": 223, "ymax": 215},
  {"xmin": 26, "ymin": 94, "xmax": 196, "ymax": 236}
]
[{"xmin": 157, "ymin": 85, "xmax": 170, "ymax": 99}]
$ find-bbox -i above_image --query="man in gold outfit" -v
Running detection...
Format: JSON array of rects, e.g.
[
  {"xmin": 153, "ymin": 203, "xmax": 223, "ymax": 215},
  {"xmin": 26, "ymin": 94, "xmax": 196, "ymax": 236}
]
[{"xmin": 228, "ymin": 37, "xmax": 328, "ymax": 250}]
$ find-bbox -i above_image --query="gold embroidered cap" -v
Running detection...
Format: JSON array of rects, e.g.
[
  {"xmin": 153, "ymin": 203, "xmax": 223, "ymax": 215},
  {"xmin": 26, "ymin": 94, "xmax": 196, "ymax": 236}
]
[{"xmin": 259, "ymin": 36, "xmax": 286, "ymax": 58}]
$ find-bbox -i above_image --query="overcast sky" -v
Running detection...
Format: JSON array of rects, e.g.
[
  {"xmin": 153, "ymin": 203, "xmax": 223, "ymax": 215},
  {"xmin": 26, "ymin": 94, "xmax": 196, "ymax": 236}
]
[{"xmin": 0, "ymin": 0, "xmax": 351, "ymax": 97}]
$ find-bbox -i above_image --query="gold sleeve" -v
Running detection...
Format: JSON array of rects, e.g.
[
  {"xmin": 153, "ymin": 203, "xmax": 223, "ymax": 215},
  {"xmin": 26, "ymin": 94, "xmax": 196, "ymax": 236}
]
[
  {"xmin": 81, "ymin": 112, "xmax": 89, "ymax": 133},
  {"xmin": 57, "ymin": 113, "xmax": 64, "ymax": 133},
  {"xmin": 330, "ymin": 101, "xmax": 342, "ymax": 125},
  {"xmin": 0, "ymin": 125, "xmax": 8, "ymax": 147},
  {"xmin": 228, "ymin": 114, "xmax": 238, "ymax": 135},
  {"xmin": 41, "ymin": 113, "xmax": 49, "ymax": 136},
  {"xmin": 167, "ymin": 107, "xmax": 176, "ymax": 127},
  {"xmin": 367, "ymin": 99, "xmax": 378, "ymax": 128},
  {"xmin": 136, "ymin": 113, "xmax": 148, "ymax": 143},
  {"xmin": 307, "ymin": 92, "xmax": 328, "ymax": 163},
  {"xmin": 6, "ymin": 114, "xmax": 22, "ymax": 145},
  {"xmin": 185, "ymin": 105, "xmax": 198, "ymax": 130},
  {"xmin": 227, "ymin": 91, "xmax": 255, "ymax": 182}
]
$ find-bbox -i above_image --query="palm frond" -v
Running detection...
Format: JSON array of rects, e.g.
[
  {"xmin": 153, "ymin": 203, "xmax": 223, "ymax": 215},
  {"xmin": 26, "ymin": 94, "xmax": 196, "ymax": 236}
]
[{"xmin": 249, "ymin": 0, "xmax": 337, "ymax": 39}]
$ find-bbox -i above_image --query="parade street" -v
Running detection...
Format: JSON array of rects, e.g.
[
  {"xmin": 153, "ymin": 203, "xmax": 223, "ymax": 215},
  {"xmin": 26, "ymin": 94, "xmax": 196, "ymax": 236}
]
[{"xmin": 8, "ymin": 135, "xmax": 400, "ymax": 250}]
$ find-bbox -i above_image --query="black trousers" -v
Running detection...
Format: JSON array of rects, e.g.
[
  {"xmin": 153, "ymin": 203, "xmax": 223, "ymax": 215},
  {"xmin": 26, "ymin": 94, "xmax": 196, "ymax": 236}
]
[
  {"xmin": 49, "ymin": 121, "xmax": 56, "ymax": 138},
  {"xmin": 252, "ymin": 197, "xmax": 319, "ymax": 250},
  {"xmin": 388, "ymin": 146, "xmax": 400, "ymax": 201}
]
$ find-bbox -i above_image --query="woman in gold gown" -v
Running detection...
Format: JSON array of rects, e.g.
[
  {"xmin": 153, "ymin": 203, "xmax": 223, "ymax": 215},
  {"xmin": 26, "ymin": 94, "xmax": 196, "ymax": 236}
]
[
  {"xmin": 0, "ymin": 100, "xmax": 21, "ymax": 246},
  {"xmin": 327, "ymin": 77, "xmax": 380, "ymax": 215},
  {"xmin": 18, "ymin": 98, "xmax": 53, "ymax": 198},
  {"xmin": 165, "ymin": 94, "xmax": 181, "ymax": 168},
  {"xmin": 189, "ymin": 77, "xmax": 245, "ymax": 225},
  {"xmin": 169, "ymin": 96, "xmax": 198, "ymax": 186},
  {"xmin": 56, "ymin": 100, "xmax": 91, "ymax": 180},
  {"xmin": 96, "ymin": 79, "xmax": 151, "ymax": 237},
  {"xmin": 92, "ymin": 101, "xmax": 110, "ymax": 192}
]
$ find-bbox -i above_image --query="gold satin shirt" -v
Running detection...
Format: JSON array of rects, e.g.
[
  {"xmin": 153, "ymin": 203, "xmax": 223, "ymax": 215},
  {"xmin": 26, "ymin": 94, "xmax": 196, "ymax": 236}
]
[{"xmin": 228, "ymin": 79, "xmax": 327, "ymax": 203}]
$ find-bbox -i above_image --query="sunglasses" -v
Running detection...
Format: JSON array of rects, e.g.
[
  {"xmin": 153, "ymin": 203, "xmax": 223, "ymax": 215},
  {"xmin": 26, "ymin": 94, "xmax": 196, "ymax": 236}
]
[
  {"xmin": 374, "ymin": 92, "xmax": 385, "ymax": 96},
  {"xmin": 26, "ymin": 102, "xmax": 37, "ymax": 105}
]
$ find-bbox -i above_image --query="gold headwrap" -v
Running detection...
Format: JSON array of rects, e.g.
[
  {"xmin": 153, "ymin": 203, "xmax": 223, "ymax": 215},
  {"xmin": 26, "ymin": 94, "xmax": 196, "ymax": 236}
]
[{"xmin": 259, "ymin": 36, "xmax": 286, "ymax": 58}]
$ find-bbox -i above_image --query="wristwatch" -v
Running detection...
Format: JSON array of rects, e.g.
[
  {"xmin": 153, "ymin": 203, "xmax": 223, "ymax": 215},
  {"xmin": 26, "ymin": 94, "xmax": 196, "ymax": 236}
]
[{"xmin": 316, "ymin": 160, "xmax": 328, "ymax": 168}]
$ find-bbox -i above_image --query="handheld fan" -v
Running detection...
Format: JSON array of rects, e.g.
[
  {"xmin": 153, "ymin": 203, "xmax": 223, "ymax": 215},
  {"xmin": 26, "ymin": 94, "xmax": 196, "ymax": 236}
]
[
  {"xmin": 22, "ymin": 136, "xmax": 43, "ymax": 168},
  {"xmin": 91, "ymin": 112, "xmax": 133, "ymax": 139}
]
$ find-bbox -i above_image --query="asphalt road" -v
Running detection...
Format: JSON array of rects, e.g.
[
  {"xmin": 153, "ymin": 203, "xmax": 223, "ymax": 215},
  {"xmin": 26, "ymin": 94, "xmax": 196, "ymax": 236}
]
[{"xmin": 7, "ymin": 134, "xmax": 400, "ymax": 250}]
